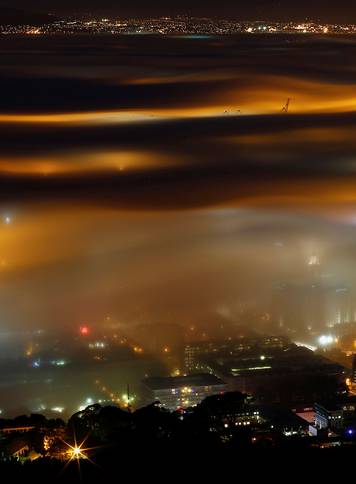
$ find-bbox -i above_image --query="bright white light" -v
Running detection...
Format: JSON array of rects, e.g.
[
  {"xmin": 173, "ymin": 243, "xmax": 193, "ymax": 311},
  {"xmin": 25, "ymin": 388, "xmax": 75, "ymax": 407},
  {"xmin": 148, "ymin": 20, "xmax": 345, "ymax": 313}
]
[
  {"xmin": 51, "ymin": 406, "xmax": 64, "ymax": 413},
  {"xmin": 318, "ymin": 335, "xmax": 335, "ymax": 346},
  {"xmin": 308, "ymin": 255, "xmax": 320, "ymax": 266},
  {"xmin": 4, "ymin": 216, "xmax": 11, "ymax": 225},
  {"xmin": 66, "ymin": 444, "xmax": 88, "ymax": 460},
  {"xmin": 51, "ymin": 359, "xmax": 67, "ymax": 366},
  {"xmin": 260, "ymin": 355, "xmax": 266, "ymax": 360},
  {"xmin": 78, "ymin": 397, "xmax": 94, "ymax": 412},
  {"xmin": 295, "ymin": 341, "xmax": 317, "ymax": 352}
]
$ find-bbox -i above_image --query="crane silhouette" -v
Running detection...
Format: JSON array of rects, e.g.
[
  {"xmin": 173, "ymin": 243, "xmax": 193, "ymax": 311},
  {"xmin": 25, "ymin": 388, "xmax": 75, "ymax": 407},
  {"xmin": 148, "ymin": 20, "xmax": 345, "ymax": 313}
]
[{"xmin": 282, "ymin": 98, "xmax": 291, "ymax": 113}]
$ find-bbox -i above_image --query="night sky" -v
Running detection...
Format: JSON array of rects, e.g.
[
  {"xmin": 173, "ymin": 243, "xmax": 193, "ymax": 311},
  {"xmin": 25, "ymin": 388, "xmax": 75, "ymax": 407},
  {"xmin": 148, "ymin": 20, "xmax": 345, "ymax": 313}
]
[{"xmin": 4, "ymin": 0, "xmax": 356, "ymax": 22}]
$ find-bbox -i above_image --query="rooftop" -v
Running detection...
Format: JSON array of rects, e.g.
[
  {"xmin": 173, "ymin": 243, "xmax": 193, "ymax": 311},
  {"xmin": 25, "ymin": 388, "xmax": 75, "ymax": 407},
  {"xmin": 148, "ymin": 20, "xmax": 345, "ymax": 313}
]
[
  {"xmin": 315, "ymin": 396, "xmax": 356, "ymax": 412},
  {"xmin": 143, "ymin": 373, "xmax": 226, "ymax": 390}
]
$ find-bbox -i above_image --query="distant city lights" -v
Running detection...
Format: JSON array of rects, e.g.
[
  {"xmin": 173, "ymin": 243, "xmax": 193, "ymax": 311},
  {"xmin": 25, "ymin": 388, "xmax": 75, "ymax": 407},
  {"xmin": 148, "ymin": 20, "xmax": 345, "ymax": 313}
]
[
  {"xmin": 308, "ymin": 255, "xmax": 320, "ymax": 266},
  {"xmin": 122, "ymin": 393, "xmax": 135, "ymax": 407},
  {"xmin": 3, "ymin": 17, "xmax": 356, "ymax": 37},
  {"xmin": 133, "ymin": 345, "xmax": 143, "ymax": 353},
  {"xmin": 51, "ymin": 359, "xmax": 67, "ymax": 366},
  {"xmin": 78, "ymin": 397, "xmax": 94, "ymax": 411},
  {"xmin": 88, "ymin": 341, "xmax": 106, "ymax": 349},
  {"xmin": 51, "ymin": 406, "xmax": 65, "ymax": 413}
]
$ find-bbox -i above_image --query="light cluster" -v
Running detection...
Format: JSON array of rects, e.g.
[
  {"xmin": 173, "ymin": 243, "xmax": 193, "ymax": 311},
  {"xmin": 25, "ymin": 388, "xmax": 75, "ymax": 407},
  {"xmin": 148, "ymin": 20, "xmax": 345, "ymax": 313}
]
[{"xmin": 2, "ymin": 17, "xmax": 356, "ymax": 35}]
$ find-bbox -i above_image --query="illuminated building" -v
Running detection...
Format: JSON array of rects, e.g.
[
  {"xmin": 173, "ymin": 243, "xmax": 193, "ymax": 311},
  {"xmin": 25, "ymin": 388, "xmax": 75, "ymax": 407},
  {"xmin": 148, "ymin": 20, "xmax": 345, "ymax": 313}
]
[
  {"xmin": 291, "ymin": 405, "xmax": 315, "ymax": 424},
  {"xmin": 193, "ymin": 342, "xmax": 345, "ymax": 403},
  {"xmin": 315, "ymin": 399, "xmax": 356, "ymax": 432},
  {"xmin": 305, "ymin": 254, "xmax": 325, "ymax": 331},
  {"xmin": 271, "ymin": 254, "xmax": 324, "ymax": 332},
  {"xmin": 222, "ymin": 408, "xmax": 261, "ymax": 428},
  {"xmin": 352, "ymin": 354, "xmax": 356, "ymax": 385},
  {"xmin": 326, "ymin": 287, "xmax": 355, "ymax": 327},
  {"xmin": 2, "ymin": 442, "xmax": 30, "ymax": 460},
  {"xmin": 184, "ymin": 336, "xmax": 288, "ymax": 372},
  {"xmin": 271, "ymin": 283, "xmax": 304, "ymax": 330},
  {"xmin": 271, "ymin": 255, "xmax": 355, "ymax": 332},
  {"xmin": 142, "ymin": 373, "xmax": 227, "ymax": 410},
  {"xmin": 257, "ymin": 405, "xmax": 309, "ymax": 436},
  {"xmin": 0, "ymin": 426, "xmax": 35, "ymax": 435}
]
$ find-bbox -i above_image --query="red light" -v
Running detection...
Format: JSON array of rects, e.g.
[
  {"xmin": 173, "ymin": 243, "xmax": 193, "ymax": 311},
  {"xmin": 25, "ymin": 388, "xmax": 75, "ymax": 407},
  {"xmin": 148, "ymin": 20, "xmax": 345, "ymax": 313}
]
[{"xmin": 80, "ymin": 326, "xmax": 89, "ymax": 335}]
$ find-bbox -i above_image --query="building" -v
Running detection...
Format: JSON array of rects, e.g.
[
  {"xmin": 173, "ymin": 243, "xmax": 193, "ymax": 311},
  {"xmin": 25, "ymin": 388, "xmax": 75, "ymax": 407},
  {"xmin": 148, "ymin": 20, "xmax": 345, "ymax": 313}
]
[
  {"xmin": 2, "ymin": 441, "xmax": 29, "ymax": 460},
  {"xmin": 325, "ymin": 287, "xmax": 354, "ymax": 326},
  {"xmin": 184, "ymin": 335, "xmax": 288, "ymax": 372},
  {"xmin": 257, "ymin": 404, "xmax": 309, "ymax": 436},
  {"xmin": 315, "ymin": 399, "xmax": 356, "ymax": 433},
  {"xmin": 0, "ymin": 426, "xmax": 35, "ymax": 435},
  {"xmin": 142, "ymin": 373, "xmax": 227, "ymax": 411},
  {"xmin": 291, "ymin": 405, "xmax": 315, "ymax": 425},
  {"xmin": 190, "ymin": 342, "xmax": 346, "ymax": 404},
  {"xmin": 352, "ymin": 354, "xmax": 356, "ymax": 385}
]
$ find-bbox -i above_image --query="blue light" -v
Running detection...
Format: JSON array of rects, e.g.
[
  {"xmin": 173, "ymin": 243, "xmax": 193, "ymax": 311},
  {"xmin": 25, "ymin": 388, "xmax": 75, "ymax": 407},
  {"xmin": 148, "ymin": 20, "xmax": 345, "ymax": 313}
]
[
  {"xmin": 177, "ymin": 35, "xmax": 213, "ymax": 40},
  {"xmin": 347, "ymin": 429, "xmax": 354, "ymax": 435}
]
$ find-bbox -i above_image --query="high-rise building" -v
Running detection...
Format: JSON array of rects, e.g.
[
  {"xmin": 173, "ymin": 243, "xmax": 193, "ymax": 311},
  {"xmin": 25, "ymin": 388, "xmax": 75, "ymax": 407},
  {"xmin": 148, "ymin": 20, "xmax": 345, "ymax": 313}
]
[
  {"xmin": 325, "ymin": 287, "xmax": 355, "ymax": 327},
  {"xmin": 271, "ymin": 254, "xmax": 326, "ymax": 332},
  {"xmin": 352, "ymin": 354, "xmax": 356, "ymax": 385},
  {"xmin": 305, "ymin": 254, "xmax": 326, "ymax": 331}
]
